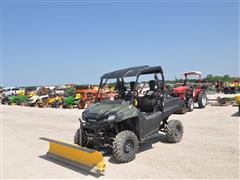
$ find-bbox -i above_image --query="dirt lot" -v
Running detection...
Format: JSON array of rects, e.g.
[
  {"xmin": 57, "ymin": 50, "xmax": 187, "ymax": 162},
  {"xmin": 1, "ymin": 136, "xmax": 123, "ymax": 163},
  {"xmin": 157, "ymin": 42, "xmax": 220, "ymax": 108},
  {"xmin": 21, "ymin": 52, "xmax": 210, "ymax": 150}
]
[{"xmin": 1, "ymin": 94, "xmax": 239, "ymax": 179}]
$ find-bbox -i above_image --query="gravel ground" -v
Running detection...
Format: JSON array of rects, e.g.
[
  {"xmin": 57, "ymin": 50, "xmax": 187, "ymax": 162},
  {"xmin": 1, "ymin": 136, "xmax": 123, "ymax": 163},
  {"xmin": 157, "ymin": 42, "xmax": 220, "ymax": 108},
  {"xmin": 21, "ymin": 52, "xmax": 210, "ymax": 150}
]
[{"xmin": 1, "ymin": 94, "xmax": 239, "ymax": 179}]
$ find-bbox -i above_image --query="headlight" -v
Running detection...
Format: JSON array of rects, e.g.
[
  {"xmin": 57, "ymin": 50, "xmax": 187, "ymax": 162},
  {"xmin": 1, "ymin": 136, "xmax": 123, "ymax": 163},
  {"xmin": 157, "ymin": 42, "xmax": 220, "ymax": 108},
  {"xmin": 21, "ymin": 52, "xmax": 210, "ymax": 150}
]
[
  {"xmin": 107, "ymin": 114, "xmax": 116, "ymax": 121},
  {"xmin": 80, "ymin": 113, "xmax": 86, "ymax": 123},
  {"xmin": 79, "ymin": 117, "xmax": 86, "ymax": 124},
  {"xmin": 82, "ymin": 112, "xmax": 86, "ymax": 120}
]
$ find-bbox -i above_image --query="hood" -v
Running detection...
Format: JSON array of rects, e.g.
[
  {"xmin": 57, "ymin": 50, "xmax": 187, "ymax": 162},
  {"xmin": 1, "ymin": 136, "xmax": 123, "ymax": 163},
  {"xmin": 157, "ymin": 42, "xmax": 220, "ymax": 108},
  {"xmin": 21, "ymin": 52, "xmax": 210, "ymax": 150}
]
[
  {"xmin": 83, "ymin": 99, "xmax": 138, "ymax": 120},
  {"xmin": 173, "ymin": 86, "xmax": 189, "ymax": 94}
]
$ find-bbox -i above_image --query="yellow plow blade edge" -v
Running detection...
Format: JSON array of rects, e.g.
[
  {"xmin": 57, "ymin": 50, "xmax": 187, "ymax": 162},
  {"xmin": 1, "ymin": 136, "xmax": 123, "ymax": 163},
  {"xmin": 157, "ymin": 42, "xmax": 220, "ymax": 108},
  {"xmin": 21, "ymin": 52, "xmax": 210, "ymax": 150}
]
[
  {"xmin": 40, "ymin": 138, "xmax": 106, "ymax": 174},
  {"xmin": 235, "ymin": 95, "xmax": 240, "ymax": 105}
]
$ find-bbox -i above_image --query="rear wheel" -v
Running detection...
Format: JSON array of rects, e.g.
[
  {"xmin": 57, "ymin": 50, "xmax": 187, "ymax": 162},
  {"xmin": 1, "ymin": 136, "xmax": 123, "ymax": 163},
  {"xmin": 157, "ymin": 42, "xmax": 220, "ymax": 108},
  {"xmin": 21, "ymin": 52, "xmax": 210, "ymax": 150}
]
[
  {"xmin": 187, "ymin": 98, "xmax": 194, "ymax": 112},
  {"xmin": 33, "ymin": 101, "xmax": 38, "ymax": 107},
  {"xmin": 62, "ymin": 103, "xmax": 68, "ymax": 109},
  {"xmin": 113, "ymin": 130, "xmax": 138, "ymax": 163},
  {"xmin": 198, "ymin": 91, "xmax": 207, "ymax": 108},
  {"xmin": 79, "ymin": 101, "xmax": 86, "ymax": 109},
  {"xmin": 3, "ymin": 100, "xmax": 8, "ymax": 105},
  {"xmin": 42, "ymin": 99, "xmax": 48, "ymax": 108},
  {"xmin": 165, "ymin": 120, "xmax": 184, "ymax": 143}
]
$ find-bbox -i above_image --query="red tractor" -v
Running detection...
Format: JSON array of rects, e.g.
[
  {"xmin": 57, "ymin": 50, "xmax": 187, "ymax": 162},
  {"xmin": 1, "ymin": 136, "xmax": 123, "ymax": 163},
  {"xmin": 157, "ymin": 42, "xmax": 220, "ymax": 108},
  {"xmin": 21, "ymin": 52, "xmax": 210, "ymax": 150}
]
[
  {"xmin": 76, "ymin": 86, "xmax": 118, "ymax": 109},
  {"xmin": 172, "ymin": 71, "xmax": 207, "ymax": 113}
]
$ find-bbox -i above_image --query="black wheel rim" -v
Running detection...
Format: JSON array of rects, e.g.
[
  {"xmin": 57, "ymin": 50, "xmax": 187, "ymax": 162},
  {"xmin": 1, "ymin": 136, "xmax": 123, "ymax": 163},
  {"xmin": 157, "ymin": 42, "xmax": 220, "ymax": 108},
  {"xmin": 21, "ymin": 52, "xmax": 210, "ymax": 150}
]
[{"xmin": 124, "ymin": 140, "xmax": 134, "ymax": 154}]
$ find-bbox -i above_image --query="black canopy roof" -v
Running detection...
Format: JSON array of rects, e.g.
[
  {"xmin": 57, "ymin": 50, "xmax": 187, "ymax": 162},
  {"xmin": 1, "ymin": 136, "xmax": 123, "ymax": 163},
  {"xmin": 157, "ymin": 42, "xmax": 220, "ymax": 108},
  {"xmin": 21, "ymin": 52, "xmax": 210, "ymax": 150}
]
[{"xmin": 101, "ymin": 65, "xmax": 163, "ymax": 79}]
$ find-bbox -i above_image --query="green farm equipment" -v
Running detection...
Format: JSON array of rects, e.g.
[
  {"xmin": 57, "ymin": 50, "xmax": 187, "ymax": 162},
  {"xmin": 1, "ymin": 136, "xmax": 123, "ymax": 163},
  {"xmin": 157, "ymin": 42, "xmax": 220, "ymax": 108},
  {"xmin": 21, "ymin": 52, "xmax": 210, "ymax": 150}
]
[
  {"xmin": 8, "ymin": 95, "xmax": 29, "ymax": 106},
  {"xmin": 62, "ymin": 93, "xmax": 82, "ymax": 108}
]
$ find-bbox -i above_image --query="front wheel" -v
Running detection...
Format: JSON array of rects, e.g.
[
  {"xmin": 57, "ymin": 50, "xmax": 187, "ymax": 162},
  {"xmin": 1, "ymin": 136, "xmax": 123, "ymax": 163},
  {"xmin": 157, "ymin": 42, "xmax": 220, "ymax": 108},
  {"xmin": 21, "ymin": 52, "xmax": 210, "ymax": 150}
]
[
  {"xmin": 74, "ymin": 128, "xmax": 86, "ymax": 146},
  {"xmin": 113, "ymin": 130, "xmax": 138, "ymax": 163},
  {"xmin": 165, "ymin": 120, "xmax": 184, "ymax": 143},
  {"xmin": 187, "ymin": 98, "xmax": 194, "ymax": 112}
]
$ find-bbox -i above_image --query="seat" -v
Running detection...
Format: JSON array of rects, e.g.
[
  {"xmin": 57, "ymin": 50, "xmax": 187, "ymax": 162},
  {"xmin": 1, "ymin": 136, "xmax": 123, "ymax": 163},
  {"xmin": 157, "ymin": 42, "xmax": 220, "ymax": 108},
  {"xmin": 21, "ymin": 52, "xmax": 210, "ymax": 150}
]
[
  {"xmin": 140, "ymin": 80, "xmax": 157, "ymax": 112},
  {"xmin": 130, "ymin": 81, "xmax": 135, "ymax": 92},
  {"xmin": 117, "ymin": 81, "xmax": 126, "ymax": 99},
  {"xmin": 125, "ymin": 81, "xmax": 136, "ymax": 101}
]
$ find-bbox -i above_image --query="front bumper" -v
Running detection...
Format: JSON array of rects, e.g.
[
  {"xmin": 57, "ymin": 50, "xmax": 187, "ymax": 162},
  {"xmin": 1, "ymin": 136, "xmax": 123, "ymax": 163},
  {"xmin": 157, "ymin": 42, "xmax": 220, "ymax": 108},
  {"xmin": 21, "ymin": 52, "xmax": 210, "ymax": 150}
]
[{"xmin": 80, "ymin": 118, "xmax": 113, "ymax": 149}]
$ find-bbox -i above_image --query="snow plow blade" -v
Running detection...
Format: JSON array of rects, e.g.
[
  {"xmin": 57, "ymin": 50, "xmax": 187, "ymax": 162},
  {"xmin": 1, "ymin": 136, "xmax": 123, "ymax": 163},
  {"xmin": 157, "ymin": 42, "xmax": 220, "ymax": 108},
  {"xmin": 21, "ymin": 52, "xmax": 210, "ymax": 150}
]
[{"xmin": 40, "ymin": 138, "xmax": 106, "ymax": 174}]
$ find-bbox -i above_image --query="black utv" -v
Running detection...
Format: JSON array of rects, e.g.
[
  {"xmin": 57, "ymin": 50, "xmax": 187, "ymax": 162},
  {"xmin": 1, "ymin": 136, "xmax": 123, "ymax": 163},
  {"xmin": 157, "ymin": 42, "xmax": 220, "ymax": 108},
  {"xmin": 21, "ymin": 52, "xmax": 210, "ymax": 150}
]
[{"xmin": 74, "ymin": 66, "xmax": 184, "ymax": 163}]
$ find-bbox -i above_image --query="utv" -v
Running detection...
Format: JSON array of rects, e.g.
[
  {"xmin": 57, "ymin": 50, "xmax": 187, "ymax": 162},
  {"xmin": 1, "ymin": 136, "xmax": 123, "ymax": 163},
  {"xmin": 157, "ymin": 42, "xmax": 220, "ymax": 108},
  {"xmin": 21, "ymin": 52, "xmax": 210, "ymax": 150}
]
[{"xmin": 74, "ymin": 66, "xmax": 184, "ymax": 163}]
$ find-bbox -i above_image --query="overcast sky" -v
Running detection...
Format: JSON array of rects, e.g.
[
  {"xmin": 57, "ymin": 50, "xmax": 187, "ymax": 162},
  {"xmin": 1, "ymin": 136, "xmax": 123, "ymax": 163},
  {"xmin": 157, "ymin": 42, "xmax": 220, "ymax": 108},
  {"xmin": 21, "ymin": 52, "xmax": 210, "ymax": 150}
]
[{"xmin": 1, "ymin": 0, "xmax": 239, "ymax": 87}]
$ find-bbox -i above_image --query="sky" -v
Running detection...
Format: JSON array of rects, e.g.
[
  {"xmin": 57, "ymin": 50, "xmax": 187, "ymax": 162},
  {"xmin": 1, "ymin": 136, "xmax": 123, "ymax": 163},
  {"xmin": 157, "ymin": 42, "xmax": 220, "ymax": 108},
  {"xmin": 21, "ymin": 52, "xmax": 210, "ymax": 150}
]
[{"xmin": 1, "ymin": 0, "xmax": 239, "ymax": 87}]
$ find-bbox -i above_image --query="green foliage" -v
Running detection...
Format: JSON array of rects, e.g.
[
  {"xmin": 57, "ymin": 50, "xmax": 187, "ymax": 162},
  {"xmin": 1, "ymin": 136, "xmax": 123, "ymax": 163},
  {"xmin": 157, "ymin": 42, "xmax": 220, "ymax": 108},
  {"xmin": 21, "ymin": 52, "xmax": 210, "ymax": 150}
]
[
  {"xmin": 25, "ymin": 86, "xmax": 37, "ymax": 91},
  {"xmin": 204, "ymin": 74, "xmax": 239, "ymax": 82}
]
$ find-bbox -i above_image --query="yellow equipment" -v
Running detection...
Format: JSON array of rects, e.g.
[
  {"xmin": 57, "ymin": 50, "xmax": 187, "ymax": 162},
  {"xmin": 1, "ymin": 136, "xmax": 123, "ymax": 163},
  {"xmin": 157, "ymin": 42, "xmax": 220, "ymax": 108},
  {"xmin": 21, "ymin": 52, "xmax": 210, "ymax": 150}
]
[
  {"xmin": 40, "ymin": 138, "xmax": 106, "ymax": 174},
  {"xmin": 235, "ymin": 95, "xmax": 240, "ymax": 105},
  {"xmin": 28, "ymin": 91, "xmax": 36, "ymax": 97},
  {"xmin": 48, "ymin": 96, "xmax": 62, "ymax": 104},
  {"xmin": 48, "ymin": 97, "xmax": 56, "ymax": 104},
  {"xmin": 75, "ymin": 93, "xmax": 82, "ymax": 100},
  {"xmin": 16, "ymin": 89, "xmax": 25, "ymax": 96},
  {"xmin": 235, "ymin": 95, "xmax": 240, "ymax": 113}
]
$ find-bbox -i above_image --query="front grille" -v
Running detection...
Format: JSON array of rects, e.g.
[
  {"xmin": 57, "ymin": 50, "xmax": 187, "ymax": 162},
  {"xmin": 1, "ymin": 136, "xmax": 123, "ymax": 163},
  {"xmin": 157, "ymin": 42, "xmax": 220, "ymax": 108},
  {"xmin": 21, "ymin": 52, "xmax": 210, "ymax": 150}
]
[
  {"xmin": 87, "ymin": 119, "xmax": 97, "ymax": 123},
  {"xmin": 86, "ymin": 118, "xmax": 98, "ymax": 126}
]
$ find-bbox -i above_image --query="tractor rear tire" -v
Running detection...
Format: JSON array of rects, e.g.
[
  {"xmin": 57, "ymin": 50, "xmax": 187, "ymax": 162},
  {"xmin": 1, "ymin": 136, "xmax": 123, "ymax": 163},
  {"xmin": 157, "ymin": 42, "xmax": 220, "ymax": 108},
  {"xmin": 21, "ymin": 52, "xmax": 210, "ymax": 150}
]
[
  {"xmin": 187, "ymin": 98, "xmax": 194, "ymax": 112},
  {"xmin": 113, "ymin": 130, "xmax": 138, "ymax": 163},
  {"xmin": 198, "ymin": 91, "xmax": 207, "ymax": 108},
  {"xmin": 79, "ymin": 101, "xmax": 86, "ymax": 109},
  {"xmin": 165, "ymin": 120, "xmax": 184, "ymax": 143}
]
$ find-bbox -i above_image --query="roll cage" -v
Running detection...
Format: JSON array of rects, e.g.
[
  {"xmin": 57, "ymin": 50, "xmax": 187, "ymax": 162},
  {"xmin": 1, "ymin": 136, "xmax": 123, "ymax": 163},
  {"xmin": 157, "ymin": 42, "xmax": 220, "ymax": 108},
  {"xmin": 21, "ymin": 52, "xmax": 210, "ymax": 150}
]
[
  {"xmin": 182, "ymin": 71, "xmax": 202, "ymax": 86},
  {"xmin": 95, "ymin": 66, "xmax": 165, "ymax": 109}
]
